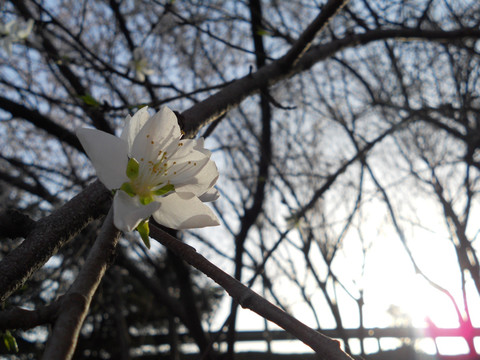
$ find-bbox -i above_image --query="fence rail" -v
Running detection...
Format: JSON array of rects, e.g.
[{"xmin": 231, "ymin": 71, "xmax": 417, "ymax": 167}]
[
  {"xmin": 133, "ymin": 326, "xmax": 480, "ymax": 343},
  {"xmin": 3, "ymin": 326, "xmax": 479, "ymax": 358}
]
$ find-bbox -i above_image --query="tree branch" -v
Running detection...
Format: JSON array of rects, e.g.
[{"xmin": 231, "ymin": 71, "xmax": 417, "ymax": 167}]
[
  {"xmin": 226, "ymin": 0, "xmax": 274, "ymax": 355},
  {"xmin": 181, "ymin": 27, "xmax": 480, "ymax": 138},
  {"xmin": 149, "ymin": 225, "xmax": 354, "ymax": 360},
  {"xmin": 0, "ymin": 181, "xmax": 111, "ymax": 303},
  {"xmin": 0, "ymin": 300, "xmax": 59, "ymax": 330},
  {"xmin": 294, "ymin": 120, "xmax": 407, "ymax": 220},
  {"xmin": 42, "ymin": 207, "xmax": 120, "ymax": 360},
  {"xmin": 14, "ymin": 0, "xmax": 114, "ymax": 134},
  {"xmin": 0, "ymin": 209, "xmax": 36, "ymax": 239},
  {"xmin": 0, "ymin": 95, "xmax": 83, "ymax": 153},
  {"xmin": 117, "ymin": 249, "xmax": 214, "ymax": 358},
  {"xmin": 279, "ymin": 0, "xmax": 348, "ymax": 69}
]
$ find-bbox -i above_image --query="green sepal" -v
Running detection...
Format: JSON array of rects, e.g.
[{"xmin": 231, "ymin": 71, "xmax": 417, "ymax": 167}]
[
  {"xmin": 255, "ymin": 27, "xmax": 270, "ymax": 37},
  {"xmin": 126, "ymin": 158, "xmax": 140, "ymax": 180},
  {"xmin": 136, "ymin": 221, "xmax": 151, "ymax": 249},
  {"xmin": 153, "ymin": 183, "xmax": 175, "ymax": 196},
  {"xmin": 285, "ymin": 213, "xmax": 301, "ymax": 229},
  {"xmin": 78, "ymin": 93, "xmax": 100, "ymax": 108},
  {"xmin": 3, "ymin": 330, "xmax": 18, "ymax": 353},
  {"xmin": 120, "ymin": 182, "xmax": 136, "ymax": 197},
  {"xmin": 128, "ymin": 103, "xmax": 148, "ymax": 111},
  {"xmin": 139, "ymin": 194, "xmax": 154, "ymax": 205}
]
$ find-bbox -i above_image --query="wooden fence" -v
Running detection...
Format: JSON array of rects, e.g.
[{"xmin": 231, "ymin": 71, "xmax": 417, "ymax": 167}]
[{"xmin": 3, "ymin": 326, "xmax": 479, "ymax": 359}]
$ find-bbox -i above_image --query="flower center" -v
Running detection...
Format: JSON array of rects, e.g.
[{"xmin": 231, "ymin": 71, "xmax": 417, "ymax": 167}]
[{"xmin": 120, "ymin": 154, "xmax": 175, "ymax": 205}]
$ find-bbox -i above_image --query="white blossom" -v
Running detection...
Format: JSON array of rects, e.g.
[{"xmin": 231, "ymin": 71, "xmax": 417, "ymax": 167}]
[
  {"xmin": 77, "ymin": 106, "xmax": 220, "ymax": 242},
  {"xmin": 128, "ymin": 48, "xmax": 154, "ymax": 82},
  {"xmin": 0, "ymin": 18, "xmax": 34, "ymax": 55}
]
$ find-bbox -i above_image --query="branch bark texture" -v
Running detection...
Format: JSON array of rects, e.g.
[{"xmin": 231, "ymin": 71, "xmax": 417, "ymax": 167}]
[
  {"xmin": 42, "ymin": 207, "xmax": 120, "ymax": 360},
  {"xmin": 0, "ymin": 181, "xmax": 110, "ymax": 303}
]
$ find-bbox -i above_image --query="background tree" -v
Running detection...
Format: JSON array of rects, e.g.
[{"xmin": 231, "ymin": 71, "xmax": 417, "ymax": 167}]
[{"xmin": 1, "ymin": 0, "xmax": 480, "ymax": 359}]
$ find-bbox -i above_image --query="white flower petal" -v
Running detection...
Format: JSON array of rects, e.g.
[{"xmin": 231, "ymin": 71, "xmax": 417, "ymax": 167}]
[
  {"xmin": 79, "ymin": 106, "xmax": 220, "ymax": 234},
  {"xmin": 17, "ymin": 19, "xmax": 34, "ymax": 39},
  {"xmin": 153, "ymin": 192, "xmax": 220, "ymax": 229},
  {"xmin": 77, "ymin": 128, "xmax": 129, "ymax": 189},
  {"xmin": 167, "ymin": 139, "xmax": 208, "ymax": 163},
  {"xmin": 120, "ymin": 106, "xmax": 150, "ymax": 152},
  {"xmin": 142, "ymin": 68, "xmax": 154, "ymax": 76},
  {"xmin": 1, "ymin": 38, "xmax": 13, "ymax": 55},
  {"xmin": 175, "ymin": 160, "xmax": 218, "ymax": 196},
  {"xmin": 4, "ymin": 20, "xmax": 15, "ymax": 34},
  {"xmin": 133, "ymin": 47, "xmax": 143, "ymax": 60},
  {"xmin": 194, "ymin": 138, "xmax": 212, "ymax": 156},
  {"xmin": 198, "ymin": 187, "xmax": 220, "ymax": 202},
  {"xmin": 131, "ymin": 106, "xmax": 181, "ymax": 162},
  {"xmin": 113, "ymin": 191, "xmax": 161, "ymax": 232},
  {"xmin": 168, "ymin": 156, "xmax": 209, "ymax": 183},
  {"xmin": 135, "ymin": 71, "xmax": 146, "ymax": 82}
]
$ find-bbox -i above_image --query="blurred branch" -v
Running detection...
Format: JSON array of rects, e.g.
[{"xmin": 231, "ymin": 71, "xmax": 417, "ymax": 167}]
[
  {"xmin": 0, "ymin": 299, "xmax": 59, "ymax": 330},
  {"xmin": 181, "ymin": 25, "xmax": 480, "ymax": 137},
  {"xmin": 167, "ymin": 249, "xmax": 215, "ymax": 359},
  {"xmin": 294, "ymin": 120, "xmax": 407, "ymax": 220},
  {"xmin": 111, "ymin": 268, "xmax": 131, "ymax": 360},
  {"xmin": 108, "ymin": 0, "xmax": 158, "ymax": 101},
  {"xmin": 431, "ymin": 175, "xmax": 480, "ymax": 295},
  {"xmin": 108, "ymin": 0, "xmax": 135, "ymax": 51},
  {"xmin": 117, "ymin": 248, "xmax": 215, "ymax": 357},
  {"xmin": 116, "ymin": 251, "xmax": 186, "ymax": 319},
  {"xmin": 0, "ymin": 95, "xmax": 83, "ymax": 153},
  {"xmin": 13, "ymin": 0, "xmax": 114, "ymax": 134},
  {"xmin": 226, "ymin": 0, "xmax": 273, "ymax": 355},
  {"xmin": 149, "ymin": 225, "xmax": 354, "ymax": 360},
  {"xmin": 42, "ymin": 207, "xmax": 120, "ymax": 360},
  {"xmin": 0, "ymin": 169, "xmax": 56, "ymax": 205},
  {"xmin": 364, "ymin": 158, "xmax": 466, "ymax": 324}
]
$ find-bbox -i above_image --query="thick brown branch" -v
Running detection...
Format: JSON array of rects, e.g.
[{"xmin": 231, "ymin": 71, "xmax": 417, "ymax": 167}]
[
  {"xmin": 42, "ymin": 207, "xmax": 120, "ymax": 360},
  {"xmin": 0, "ymin": 300, "xmax": 60, "ymax": 330},
  {"xmin": 279, "ymin": 0, "xmax": 348, "ymax": 69},
  {"xmin": 0, "ymin": 181, "xmax": 111, "ymax": 303},
  {"xmin": 0, "ymin": 209, "xmax": 36, "ymax": 239}
]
